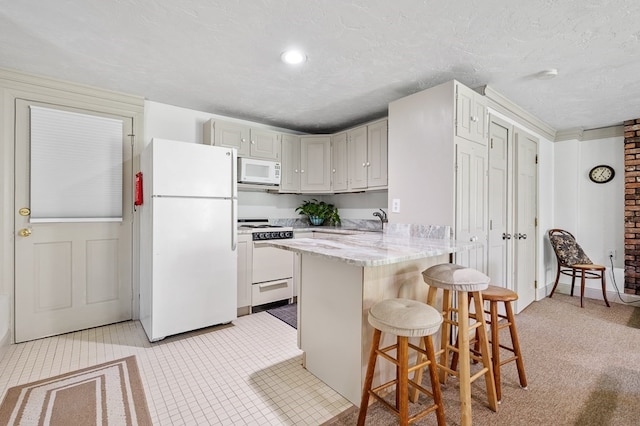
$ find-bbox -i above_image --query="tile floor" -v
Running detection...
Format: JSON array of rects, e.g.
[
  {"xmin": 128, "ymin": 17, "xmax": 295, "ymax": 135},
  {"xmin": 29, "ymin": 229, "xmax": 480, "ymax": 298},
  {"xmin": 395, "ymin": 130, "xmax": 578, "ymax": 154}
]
[{"xmin": 0, "ymin": 312, "xmax": 353, "ymax": 425}]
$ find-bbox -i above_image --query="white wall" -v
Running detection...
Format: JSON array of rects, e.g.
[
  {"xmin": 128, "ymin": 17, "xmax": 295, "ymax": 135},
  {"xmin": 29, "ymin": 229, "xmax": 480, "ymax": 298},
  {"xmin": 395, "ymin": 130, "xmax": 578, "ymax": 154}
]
[
  {"xmin": 144, "ymin": 101, "xmax": 388, "ymax": 221},
  {"xmin": 553, "ymin": 136, "xmax": 625, "ymax": 296}
]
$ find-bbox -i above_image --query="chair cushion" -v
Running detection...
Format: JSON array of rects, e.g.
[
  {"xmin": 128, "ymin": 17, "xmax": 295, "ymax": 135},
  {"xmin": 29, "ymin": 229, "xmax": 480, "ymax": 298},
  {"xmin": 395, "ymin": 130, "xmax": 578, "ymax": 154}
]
[
  {"xmin": 368, "ymin": 298, "xmax": 442, "ymax": 337},
  {"xmin": 422, "ymin": 263, "xmax": 490, "ymax": 292},
  {"xmin": 549, "ymin": 234, "xmax": 592, "ymax": 266}
]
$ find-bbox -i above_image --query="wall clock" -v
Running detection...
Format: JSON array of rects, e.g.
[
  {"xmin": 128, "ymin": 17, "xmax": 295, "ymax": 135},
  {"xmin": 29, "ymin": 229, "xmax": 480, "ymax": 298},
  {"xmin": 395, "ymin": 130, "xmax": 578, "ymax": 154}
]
[{"xmin": 588, "ymin": 165, "xmax": 615, "ymax": 184}]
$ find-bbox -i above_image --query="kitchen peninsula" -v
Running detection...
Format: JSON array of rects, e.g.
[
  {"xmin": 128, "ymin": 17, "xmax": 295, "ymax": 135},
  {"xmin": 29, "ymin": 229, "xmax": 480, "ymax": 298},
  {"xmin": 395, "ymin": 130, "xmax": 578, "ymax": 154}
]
[{"xmin": 265, "ymin": 224, "xmax": 478, "ymax": 406}]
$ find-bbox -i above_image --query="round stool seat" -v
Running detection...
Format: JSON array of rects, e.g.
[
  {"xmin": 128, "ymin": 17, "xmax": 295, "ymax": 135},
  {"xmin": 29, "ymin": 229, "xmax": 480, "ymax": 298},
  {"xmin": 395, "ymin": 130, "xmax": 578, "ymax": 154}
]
[
  {"xmin": 422, "ymin": 263, "xmax": 490, "ymax": 292},
  {"xmin": 368, "ymin": 298, "xmax": 442, "ymax": 337},
  {"xmin": 481, "ymin": 285, "xmax": 518, "ymax": 302}
]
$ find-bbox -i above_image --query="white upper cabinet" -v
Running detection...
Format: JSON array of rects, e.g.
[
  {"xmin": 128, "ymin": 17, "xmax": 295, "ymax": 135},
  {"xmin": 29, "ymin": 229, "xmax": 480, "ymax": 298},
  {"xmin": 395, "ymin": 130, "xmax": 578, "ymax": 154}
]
[
  {"xmin": 347, "ymin": 125, "xmax": 368, "ymax": 190},
  {"xmin": 455, "ymin": 83, "xmax": 488, "ymax": 145},
  {"xmin": 280, "ymin": 133, "xmax": 301, "ymax": 193},
  {"xmin": 331, "ymin": 132, "xmax": 348, "ymax": 192},
  {"xmin": 348, "ymin": 119, "xmax": 388, "ymax": 191},
  {"xmin": 300, "ymin": 136, "xmax": 331, "ymax": 193},
  {"xmin": 366, "ymin": 119, "xmax": 388, "ymax": 189},
  {"xmin": 204, "ymin": 119, "xmax": 281, "ymax": 161}
]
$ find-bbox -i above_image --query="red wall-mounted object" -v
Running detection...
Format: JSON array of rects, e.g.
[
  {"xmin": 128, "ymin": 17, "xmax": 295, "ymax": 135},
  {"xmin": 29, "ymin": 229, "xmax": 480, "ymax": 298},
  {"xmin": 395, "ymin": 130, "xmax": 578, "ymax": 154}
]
[{"xmin": 135, "ymin": 172, "xmax": 143, "ymax": 206}]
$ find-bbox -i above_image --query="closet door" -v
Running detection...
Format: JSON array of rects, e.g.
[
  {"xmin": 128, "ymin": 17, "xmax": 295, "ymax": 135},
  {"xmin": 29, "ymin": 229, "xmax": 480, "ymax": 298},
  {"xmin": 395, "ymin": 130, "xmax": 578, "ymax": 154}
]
[
  {"xmin": 514, "ymin": 128, "xmax": 538, "ymax": 312},
  {"xmin": 455, "ymin": 139, "xmax": 488, "ymax": 272},
  {"xmin": 488, "ymin": 117, "xmax": 512, "ymax": 289}
]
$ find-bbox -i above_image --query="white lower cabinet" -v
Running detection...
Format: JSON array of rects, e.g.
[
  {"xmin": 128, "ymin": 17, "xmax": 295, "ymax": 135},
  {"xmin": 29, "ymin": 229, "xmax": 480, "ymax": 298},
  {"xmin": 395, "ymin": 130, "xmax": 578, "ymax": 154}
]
[{"xmin": 237, "ymin": 234, "xmax": 252, "ymax": 311}]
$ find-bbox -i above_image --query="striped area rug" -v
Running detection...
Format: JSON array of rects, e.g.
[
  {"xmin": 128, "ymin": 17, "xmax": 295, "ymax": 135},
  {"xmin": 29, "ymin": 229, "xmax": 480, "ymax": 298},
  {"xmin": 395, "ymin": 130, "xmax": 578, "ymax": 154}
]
[{"xmin": 0, "ymin": 356, "xmax": 151, "ymax": 425}]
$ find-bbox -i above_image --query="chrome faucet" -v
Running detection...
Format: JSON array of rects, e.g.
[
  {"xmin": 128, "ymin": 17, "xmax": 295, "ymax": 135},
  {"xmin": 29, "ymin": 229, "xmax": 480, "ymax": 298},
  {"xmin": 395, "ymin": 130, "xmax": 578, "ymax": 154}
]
[{"xmin": 372, "ymin": 209, "xmax": 388, "ymax": 229}]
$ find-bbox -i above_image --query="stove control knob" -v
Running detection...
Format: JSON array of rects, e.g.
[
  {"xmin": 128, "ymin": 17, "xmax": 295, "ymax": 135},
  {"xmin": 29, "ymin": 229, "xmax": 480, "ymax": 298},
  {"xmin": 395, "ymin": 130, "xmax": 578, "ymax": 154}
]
[{"xmin": 258, "ymin": 232, "xmax": 265, "ymax": 240}]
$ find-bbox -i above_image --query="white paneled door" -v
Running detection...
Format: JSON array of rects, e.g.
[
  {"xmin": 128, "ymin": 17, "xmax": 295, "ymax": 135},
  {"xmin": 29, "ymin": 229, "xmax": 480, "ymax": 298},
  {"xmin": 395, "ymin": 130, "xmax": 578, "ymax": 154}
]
[
  {"xmin": 487, "ymin": 117, "xmax": 538, "ymax": 313},
  {"xmin": 14, "ymin": 100, "xmax": 133, "ymax": 342}
]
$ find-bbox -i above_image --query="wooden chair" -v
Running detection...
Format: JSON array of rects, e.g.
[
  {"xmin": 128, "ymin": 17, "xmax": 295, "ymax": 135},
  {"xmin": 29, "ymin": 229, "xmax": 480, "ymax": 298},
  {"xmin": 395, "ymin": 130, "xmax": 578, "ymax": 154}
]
[{"xmin": 548, "ymin": 229, "xmax": 610, "ymax": 308}]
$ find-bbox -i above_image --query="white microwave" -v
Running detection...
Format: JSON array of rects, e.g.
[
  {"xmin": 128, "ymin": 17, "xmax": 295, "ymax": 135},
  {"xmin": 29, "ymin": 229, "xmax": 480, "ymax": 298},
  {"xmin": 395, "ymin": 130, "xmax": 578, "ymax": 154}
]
[{"xmin": 237, "ymin": 157, "xmax": 281, "ymax": 185}]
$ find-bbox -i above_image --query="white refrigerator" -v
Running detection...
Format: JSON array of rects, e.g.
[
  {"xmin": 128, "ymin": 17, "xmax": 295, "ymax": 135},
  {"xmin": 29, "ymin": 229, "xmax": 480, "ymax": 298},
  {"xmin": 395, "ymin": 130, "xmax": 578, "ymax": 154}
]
[{"xmin": 139, "ymin": 138, "xmax": 237, "ymax": 341}]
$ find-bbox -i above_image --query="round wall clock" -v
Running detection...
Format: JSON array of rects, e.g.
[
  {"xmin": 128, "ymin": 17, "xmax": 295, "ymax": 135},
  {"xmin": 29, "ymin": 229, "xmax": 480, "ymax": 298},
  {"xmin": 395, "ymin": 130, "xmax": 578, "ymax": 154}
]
[{"xmin": 588, "ymin": 165, "xmax": 615, "ymax": 184}]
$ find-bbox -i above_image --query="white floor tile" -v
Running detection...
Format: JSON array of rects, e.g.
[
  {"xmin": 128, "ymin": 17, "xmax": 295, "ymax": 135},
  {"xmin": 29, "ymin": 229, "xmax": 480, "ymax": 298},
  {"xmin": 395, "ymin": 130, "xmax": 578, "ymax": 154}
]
[{"xmin": 0, "ymin": 312, "xmax": 352, "ymax": 425}]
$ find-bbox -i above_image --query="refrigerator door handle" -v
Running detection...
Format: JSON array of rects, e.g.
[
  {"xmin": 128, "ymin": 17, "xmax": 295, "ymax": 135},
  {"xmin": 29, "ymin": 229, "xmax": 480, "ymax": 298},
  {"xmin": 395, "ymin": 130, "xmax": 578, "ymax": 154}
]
[{"xmin": 231, "ymin": 148, "xmax": 237, "ymax": 251}]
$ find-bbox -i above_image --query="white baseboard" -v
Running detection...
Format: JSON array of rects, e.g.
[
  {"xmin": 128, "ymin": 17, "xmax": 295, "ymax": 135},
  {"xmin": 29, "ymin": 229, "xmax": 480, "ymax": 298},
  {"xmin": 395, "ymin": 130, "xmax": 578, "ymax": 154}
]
[{"xmin": 542, "ymin": 282, "xmax": 640, "ymax": 305}]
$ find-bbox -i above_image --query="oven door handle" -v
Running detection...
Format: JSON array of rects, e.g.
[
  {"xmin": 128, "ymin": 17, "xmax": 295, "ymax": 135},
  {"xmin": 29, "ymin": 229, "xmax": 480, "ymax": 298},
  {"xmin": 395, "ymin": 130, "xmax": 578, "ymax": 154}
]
[
  {"xmin": 253, "ymin": 241, "xmax": 282, "ymax": 247},
  {"xmin": 258, "ymin": 280, "xmax": 288, "ymax": 289}
]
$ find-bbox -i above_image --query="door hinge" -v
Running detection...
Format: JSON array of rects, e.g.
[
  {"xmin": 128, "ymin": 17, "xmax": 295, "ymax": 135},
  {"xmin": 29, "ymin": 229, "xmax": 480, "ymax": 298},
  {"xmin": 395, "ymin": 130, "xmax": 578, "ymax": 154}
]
[
  {"xmin": 534, "ymin": 280, "xmax": 538, "ymax": 289},
  {"xmin": 489, "ymin": 219, "xmax": 493, "ymax": 230},
  {"xmin": 535, "ymin": 217, "xmax": 538, "ymax": 227},
  {"xmin": 535, "ymin": 154, "xmax": 538, "ymax": 164},
  {"xmin": 128, "ymin": 133, "xmax": 135, "ymax": 147},
  {"xmin": 490, "ymin": 138, "xmax": 493, "ymax": 149}
]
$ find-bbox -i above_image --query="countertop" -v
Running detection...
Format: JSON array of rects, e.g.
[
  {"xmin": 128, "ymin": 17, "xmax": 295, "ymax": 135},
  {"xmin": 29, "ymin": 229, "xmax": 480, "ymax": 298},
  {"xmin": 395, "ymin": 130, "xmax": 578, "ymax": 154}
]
[{"xmin": 263, "ymin": 232, "xmax": 477, "ymax": 267}]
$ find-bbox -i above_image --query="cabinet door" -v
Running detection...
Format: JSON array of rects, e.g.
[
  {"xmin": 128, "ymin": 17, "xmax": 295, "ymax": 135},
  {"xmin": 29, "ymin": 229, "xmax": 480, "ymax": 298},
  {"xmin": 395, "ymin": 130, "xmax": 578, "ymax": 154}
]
[
  {"xmin": 280, "ymin": 133, "xmax": 301, "ymax": 192},
  {"xmin": 456, "ymin": 83, "xmax": 487, "ymax": 145},
  {"xmin": 455, "ymin": 139, "xmax": 488, "ymax": 272},
  {"xmin": 300, "ymin": 136, "xmax": 331, "ymax": 192},
  {"xmin": 250, "ymin": 128, "xmax": 281, "ymax": 160},
  {"xmin": 237, "ymin": 235, "xmax": 252, "ymax": 309},
  {"xmin": 214, "ymin": 120, "xmax": 250, "ymax": 156},
  {"xmin": 331, "ymin": 132, "xmax": 348, "ymax": 192},
  {"xmin": 366, "ymin": 120, "xmax": 388, "ymax": 188},
  {"xmin": 347, "ymin": 125, "xmax": 368, "ymax": 190}
]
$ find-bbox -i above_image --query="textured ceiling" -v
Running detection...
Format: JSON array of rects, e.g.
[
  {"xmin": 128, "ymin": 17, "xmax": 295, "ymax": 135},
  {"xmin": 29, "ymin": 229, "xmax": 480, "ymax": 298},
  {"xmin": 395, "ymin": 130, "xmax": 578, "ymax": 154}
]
[{"xmin": 1, "ymin": 0, "xmax": 639, "ymax": 134}]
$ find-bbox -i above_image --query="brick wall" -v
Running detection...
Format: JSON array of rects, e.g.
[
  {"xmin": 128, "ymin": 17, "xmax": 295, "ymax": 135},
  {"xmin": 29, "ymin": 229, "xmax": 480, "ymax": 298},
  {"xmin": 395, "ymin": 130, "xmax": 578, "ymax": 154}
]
[{"xmin": 625, "ymin": 119, "xmax": 640, "ymax": 294}]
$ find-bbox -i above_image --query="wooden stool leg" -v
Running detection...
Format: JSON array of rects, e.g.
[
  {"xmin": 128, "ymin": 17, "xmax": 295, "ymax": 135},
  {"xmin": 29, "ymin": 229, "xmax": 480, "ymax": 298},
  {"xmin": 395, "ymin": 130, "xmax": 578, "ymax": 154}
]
[
  {"xmin": 571, "ymin": 269, "xmax": 577, "ymax": 296},
  {"xmin": 425, "ymin": 335, "xmax": 446, "ymax": 426},
  {"xmin": 398, "ymin": 336, "xmax": 409, "ymax": 426},
  {"xmin": 601, "ymin": 270, "xmax": 611, "ymax": 307},
  {"xmin": 458, "ymin": 291, "xmax": 472, "ymax": 426},
  {"xmin": 472, "ymin": 292, "xmax": 498, "ymax": 412},
  {"xmin": 410, "ymin": 286, "xmax": 440, "ymax": 403},
  {"xmin": 505, "ymin": 301, "xmax": 528, "ymax": 389},
  {"xmin": 439, "ymin": 289, "xmax": 452, "ymax": 385},
  {"xmin": 357, "ymin": 329, "xmax": 382, "ymax": 426},
  {"xmin": 490, "ymin": 300, "xmax": 501, "ymax": 402}
]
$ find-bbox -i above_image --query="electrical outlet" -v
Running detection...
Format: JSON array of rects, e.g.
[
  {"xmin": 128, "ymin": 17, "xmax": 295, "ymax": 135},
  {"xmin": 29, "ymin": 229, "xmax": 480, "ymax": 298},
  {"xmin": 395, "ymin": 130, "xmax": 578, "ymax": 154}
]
[
  {"xmin": 391, "ymin": 199, "xmax": 400, "ymax": 213},
  {"xmin": 608, "ymin": 249, "xmax": 616, "ymax": 260}
]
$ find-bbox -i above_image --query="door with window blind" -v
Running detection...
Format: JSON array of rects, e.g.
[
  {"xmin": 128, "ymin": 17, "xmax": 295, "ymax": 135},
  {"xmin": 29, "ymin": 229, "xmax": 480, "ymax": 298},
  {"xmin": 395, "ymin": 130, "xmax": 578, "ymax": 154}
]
[{"xmin": 14, "ymin": 100, "xmax": 133, "ymax": 342}]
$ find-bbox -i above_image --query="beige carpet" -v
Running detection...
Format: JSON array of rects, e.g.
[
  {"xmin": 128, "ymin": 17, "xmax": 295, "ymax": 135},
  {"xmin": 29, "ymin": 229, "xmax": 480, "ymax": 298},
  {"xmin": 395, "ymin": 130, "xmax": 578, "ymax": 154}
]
[
  {"xmin": 323, "ymin": 294, "xmax": 640, "ymax": 425},
  {"xmin": 0, "ymin": 356, "xmax": 151, "ymax": 426}
]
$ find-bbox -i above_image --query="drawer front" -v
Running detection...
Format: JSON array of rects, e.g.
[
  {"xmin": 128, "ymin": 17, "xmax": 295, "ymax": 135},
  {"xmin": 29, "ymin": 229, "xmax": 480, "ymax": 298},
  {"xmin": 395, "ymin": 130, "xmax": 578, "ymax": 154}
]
[{"xmin": 251, "ymin": 278, "xmax": 293, "ymax": 306}]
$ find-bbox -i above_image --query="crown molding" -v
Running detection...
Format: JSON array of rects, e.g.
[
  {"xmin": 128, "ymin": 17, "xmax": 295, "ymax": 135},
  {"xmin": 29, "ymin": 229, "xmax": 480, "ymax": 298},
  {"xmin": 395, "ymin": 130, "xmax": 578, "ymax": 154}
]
[
  {"xmin": 478, "ymin": 85, "xmax": 556, "ymax": 141},
  {"xmin": 0, "ymin": 67, "xmax": 144, "ymax": 110},
  {"xmin": 555, "ymin": 126, "xmax": 623, "ymax": 141}
]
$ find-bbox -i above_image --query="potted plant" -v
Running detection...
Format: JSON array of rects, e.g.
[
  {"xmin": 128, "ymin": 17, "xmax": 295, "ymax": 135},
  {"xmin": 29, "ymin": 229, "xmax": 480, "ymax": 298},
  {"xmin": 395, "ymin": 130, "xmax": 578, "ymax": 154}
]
[{"xmin": 295, "ymin": 199, "xmax": 341, "ymax": 226}]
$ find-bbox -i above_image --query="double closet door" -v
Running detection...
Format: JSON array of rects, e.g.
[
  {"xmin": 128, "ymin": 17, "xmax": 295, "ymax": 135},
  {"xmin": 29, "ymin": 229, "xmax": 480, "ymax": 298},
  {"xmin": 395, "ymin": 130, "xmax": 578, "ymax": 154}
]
[{"xmin": 487, "ymin": 116, "xmax": 538, "ymax": 313}]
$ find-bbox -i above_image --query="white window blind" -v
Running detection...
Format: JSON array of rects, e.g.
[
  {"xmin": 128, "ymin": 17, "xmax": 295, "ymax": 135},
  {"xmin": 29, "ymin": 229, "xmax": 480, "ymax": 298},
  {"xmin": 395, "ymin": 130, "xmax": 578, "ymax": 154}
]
[{"xmin": 30, "ymin": 106, "xmax": 123, "ymax": 222}]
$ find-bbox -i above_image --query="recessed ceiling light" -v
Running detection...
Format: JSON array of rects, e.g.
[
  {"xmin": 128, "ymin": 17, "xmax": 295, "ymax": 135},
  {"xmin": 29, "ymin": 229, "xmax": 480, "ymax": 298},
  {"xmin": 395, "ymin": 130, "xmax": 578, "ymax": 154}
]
[
  {"xmin": 536, "ymin": 69, "xmax": 558, "ymax": 80},
  {"xmin": 281, "ymin": 49, "xmax": 307, "ymax": 65}
]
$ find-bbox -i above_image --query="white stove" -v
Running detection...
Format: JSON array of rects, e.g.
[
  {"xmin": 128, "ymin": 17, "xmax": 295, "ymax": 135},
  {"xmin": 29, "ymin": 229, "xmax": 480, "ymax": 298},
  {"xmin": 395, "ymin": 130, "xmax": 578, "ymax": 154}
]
[
  {"xmin": 238, "ymin": 220, "xmax": 294, "ymax": 241},
  {"xmin": 238, "ymin": 220, "xmax": 294, "ymax": 309}
]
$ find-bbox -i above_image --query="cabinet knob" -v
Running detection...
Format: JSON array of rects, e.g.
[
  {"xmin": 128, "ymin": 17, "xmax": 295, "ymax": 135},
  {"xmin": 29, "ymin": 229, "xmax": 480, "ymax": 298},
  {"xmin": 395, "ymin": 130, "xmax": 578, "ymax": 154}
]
[
  {"xmin": 251, "ymin": 140, "xmax": 255, "ymax": 144},
  {"xmin": 301, "ymin": 169, "xmax": 305, "ymax": 173},
  {"xmin": 366, "ymin": 162, "xmax": 370, "ymax": 167},
  {"xmin": 294, "ymin": 169, "xmax": 299, "ymax": 173},
  {"xmin": 332, "ymin": 169, "xmax": 336, "ymax": 173},
  {"xmin": 241, "ymin": 138, "xmax": 246, "ymax": 142},
  {"xmin": 470, "ymin": 116, "xmax": 478, "ymax": 123},
  {"xmin": 362, "ymin": 163, "xmax": 366, "ymax": 167}
]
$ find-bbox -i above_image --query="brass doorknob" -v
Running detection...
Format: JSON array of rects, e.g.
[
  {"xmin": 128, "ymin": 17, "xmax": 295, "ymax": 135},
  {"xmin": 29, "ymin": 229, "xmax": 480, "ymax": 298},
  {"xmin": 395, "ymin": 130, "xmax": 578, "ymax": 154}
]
[{"xmin": 18, "ymin": 228, "xmax": 32, "ymax": 237}]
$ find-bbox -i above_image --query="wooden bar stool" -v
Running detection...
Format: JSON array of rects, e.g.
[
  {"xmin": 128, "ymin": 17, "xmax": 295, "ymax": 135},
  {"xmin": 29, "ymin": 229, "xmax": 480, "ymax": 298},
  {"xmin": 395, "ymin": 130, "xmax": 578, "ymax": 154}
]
[
  {"xmin": 413, "ymin": 264, "xmax": 498, "ymax": 426},
  {"xmin": 451, "ymin": 285, "xmax": 528, "ymax": 402},
  {"xmin": 358, "ymin": 298, "xmax": 445, "ymax": 426}
]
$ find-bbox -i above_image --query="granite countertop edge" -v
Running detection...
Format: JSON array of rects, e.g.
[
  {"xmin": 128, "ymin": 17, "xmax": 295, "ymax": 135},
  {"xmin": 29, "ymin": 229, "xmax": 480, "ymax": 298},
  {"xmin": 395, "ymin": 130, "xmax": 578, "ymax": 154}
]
[{"xmin": 263, "ymin": 233, "xmax": 477, "ymax": 267}]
